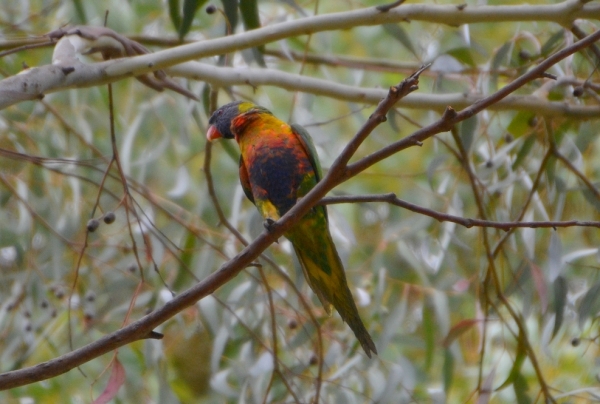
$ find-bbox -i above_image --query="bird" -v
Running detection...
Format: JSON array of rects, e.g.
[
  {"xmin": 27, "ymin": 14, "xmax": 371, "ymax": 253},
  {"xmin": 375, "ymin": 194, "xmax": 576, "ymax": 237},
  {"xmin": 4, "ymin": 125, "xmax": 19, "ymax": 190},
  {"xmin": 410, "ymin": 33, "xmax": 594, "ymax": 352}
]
[{"xmin": 206, "ymin": 100, "xmax": 377, "ymax": 358}]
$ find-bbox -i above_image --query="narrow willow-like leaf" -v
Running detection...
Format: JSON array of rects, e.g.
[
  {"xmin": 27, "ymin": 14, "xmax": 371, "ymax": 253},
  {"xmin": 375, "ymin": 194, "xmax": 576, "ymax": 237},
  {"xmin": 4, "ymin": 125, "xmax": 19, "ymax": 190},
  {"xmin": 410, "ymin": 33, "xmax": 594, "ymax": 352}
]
[
  {"xmin": 169, "ymin": 0, "xmax": 182, "ymax": 33},
  {"xmin": 72, "ymin": 0, "xmax": 87, "ymax": 24},
  {"xmin": 497, "ymin": 328, "xmax": 527, "ymax": 391},
  {"xmin": 423, "ymin": 299, "xmax": 435, "ymax": 370},
  {"xmin": 552, "ymin": 276, "xmax": 568, "ymax": 339},
  {"xmin": 443, "ymin": 348, "xmax": 454, "ymax": 395},
  {"xmin": 489, "ymin": 41, "xmax": 511, "ymax": 91},
  {"xmin": 459, "ymin": 115, "xmax": 478, "ymax": 152},
  {"xmin": 179, "ymin": 0, "xmax": 208, "ymax": 40},
  {"xmin": 540, "ymin": 30, "xmax": 565, "ymax": 56},
  {"xmin": 382, "ymin": 24, "xmax": 417, "ymax": 56},
  {"xmin": 240, "ymin": 0, "xmax": 265, "ymax": 65},
  {"xmin": 447, "ymin": 47, "xmax": 476, "ymax": 67},
  {"xmin": 512, "ymin": 135, "xmax": 536, "ymax": 170},
  {"xmin": 443, "ymin": 319, "xmax": 479, "ymax": 348},
  {"xmin": 507, "ymin": 112, "xmax": 535, "ymax": 139},
  {"xmin": 577, "ymin": 281, "xmax": 600, "ymax": 328},
  {"xmin": 221, "ymin": 0, "xmax": 239, "ymax": 32},
  {"xmin": 513, "ymin": 372, "xmax": 532, "ymax": 404}
]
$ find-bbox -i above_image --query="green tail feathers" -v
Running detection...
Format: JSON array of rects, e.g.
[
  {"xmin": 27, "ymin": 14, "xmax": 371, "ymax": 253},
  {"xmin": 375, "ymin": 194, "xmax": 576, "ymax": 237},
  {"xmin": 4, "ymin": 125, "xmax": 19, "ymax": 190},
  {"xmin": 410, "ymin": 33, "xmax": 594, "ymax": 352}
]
[{"xmin": 289, "ymin": 223, "xmax": 377, "ymax": 358}]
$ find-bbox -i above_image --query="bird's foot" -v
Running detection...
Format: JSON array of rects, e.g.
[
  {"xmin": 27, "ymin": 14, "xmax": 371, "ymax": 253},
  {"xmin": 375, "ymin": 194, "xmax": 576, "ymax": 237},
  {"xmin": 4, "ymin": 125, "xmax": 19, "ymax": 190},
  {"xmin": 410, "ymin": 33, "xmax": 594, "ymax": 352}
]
[{"xmin": 263, "ymin": 218, "xmax": 276, "ymax": 232}]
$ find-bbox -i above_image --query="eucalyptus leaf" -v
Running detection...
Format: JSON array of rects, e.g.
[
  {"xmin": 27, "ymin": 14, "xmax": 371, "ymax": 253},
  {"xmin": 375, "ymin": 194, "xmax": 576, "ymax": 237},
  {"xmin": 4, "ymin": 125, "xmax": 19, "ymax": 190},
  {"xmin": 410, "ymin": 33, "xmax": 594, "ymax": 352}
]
[
  {"xmin": 446, "ymin": 47, "xmax": 476, "ymax": 67},
  {"xmin": 459, "ymin": 115, "xmax": 478, "ymax": 152},
  {"xmin": 443, "ymin": 348, "xmax": 454, "ymax": 394},
  {"xmin": 513, "ymin": 372, "xmax": 532, "ymax": 404},
  {"xmin": 577, "ymin": 281, "xmax": 600, "ymax": 329},
  {"xmin": 552, "ymin": 276, "xmax": 567, "ymax": 339},
  {"xmin": 382, "ymin": 24, "xmax": 417, "ymax": 56},
  {"xmin": 179, "ymin": 0, "xmax": 208, "ymax": 39},
  {"xmin": 221, "ymin": 0, "xmax": 239, "ymax": 32},
  {"xmin": 169, "ymin": 0, "xmax": 182, "ymax": 33}
]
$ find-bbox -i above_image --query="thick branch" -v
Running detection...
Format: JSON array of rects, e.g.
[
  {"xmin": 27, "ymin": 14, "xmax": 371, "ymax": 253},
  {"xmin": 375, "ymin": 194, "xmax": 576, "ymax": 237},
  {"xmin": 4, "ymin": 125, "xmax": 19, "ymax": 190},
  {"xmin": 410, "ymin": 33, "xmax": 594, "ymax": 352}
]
[
  {"xmin": 1, "ymin": 1, "xmax": 599, "ymax": 110},
  {"xmin": 170, "ymin": 62, "xmax": 600, "ymax": 118},
  {"xmin": 105, "ymin": 0, "xmax": 600, "ymax": 79},
  {"xmin": 4, "ymin": 57, "xmax": 598, "ymax": 117}
]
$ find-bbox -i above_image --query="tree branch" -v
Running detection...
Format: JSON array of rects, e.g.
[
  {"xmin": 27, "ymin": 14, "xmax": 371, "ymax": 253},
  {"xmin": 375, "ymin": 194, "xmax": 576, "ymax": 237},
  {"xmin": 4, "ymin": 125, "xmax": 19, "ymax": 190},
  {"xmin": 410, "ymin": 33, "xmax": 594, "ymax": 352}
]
[
  {"xmin": 169, "ymin": 62, "xmax": 600, "ymax": 118},
  {"xmin": 1, "ymin": 1, "xmax": 599, "ymax": 111},
  {"xmin": 321, "ymin": 193, "xmax": 600, "ymax": 229}
]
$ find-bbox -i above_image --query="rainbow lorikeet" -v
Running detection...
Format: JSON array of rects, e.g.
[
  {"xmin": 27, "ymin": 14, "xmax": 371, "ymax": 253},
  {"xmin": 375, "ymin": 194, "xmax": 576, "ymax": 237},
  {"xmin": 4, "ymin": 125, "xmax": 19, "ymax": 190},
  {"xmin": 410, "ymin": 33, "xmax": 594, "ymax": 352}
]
[{"xmin": 206, "ymin": 101, "xmax": 377, "ymax": 357}]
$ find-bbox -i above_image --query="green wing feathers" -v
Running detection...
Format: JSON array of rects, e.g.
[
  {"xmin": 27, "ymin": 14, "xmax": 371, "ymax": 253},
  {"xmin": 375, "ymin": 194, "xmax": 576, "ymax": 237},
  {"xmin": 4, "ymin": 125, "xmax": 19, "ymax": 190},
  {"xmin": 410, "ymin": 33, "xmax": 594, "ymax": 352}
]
[
  {"xmin": 286, "ymin": 209, "xmax": 378, "ymax": 358},
  {"xmin": 291, "ymin": 123, "xmax": 323, "ymax": 183}
]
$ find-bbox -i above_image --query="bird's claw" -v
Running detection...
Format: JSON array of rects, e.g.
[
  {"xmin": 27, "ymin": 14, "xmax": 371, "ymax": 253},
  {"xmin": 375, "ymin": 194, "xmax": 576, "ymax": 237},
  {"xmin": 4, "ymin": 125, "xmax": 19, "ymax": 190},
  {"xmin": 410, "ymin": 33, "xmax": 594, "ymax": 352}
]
[{"xmin": 263, "ymin": 218, "xmax": 276, "ymax": 232}]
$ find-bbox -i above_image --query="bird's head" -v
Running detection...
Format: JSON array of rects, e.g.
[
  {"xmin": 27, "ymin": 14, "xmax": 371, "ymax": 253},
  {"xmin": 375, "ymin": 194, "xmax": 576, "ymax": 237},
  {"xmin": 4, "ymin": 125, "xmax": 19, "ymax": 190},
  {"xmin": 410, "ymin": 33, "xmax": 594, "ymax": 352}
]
[{"xmin": 206, "ymin": 101, "xmax": 268, "ymax": 141}]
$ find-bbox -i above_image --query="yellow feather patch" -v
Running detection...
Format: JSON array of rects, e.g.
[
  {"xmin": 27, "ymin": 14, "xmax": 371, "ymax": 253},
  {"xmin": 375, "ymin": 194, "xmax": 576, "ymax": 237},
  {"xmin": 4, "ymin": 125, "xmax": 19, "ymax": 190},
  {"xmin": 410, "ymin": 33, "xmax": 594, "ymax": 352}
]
[{"xmin": 256, "ymin": 199, "xmax": 280, "ymax": 221}]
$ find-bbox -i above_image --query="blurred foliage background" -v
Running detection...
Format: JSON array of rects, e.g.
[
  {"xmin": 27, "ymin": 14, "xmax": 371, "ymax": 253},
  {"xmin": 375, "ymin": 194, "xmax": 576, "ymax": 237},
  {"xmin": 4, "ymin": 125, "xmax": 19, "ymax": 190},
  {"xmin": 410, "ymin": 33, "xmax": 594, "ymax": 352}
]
[{"xmin": 0, "ymin": 0, "xmax": 600, "ymax": 402}]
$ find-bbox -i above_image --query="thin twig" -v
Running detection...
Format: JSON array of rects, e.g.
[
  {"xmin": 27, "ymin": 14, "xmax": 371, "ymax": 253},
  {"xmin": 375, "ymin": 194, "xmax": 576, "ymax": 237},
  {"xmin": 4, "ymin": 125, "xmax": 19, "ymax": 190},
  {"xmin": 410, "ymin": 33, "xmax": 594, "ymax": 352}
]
[
  {"xmin": 492, "ymin": 147, "xmax": 554, "ymax": 257},
  {"xmin": 554, "ymin": 148, "xmax": 600, "ymax": 199},
  {"xmin": 321, "ymin": 193, "xmax": 600, "ymax": 229},
  {"xmin": 376, "ymin": 0, "xmax": 405, "ymax": 13},
  {"xmin": 571, "ymin": 23, "xmax": 600, "ymax": 65}
]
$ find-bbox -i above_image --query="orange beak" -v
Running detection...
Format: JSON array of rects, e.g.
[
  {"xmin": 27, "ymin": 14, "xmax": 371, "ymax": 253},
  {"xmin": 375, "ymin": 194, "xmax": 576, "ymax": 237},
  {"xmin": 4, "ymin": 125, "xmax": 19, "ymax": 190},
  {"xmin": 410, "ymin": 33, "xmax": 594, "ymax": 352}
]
[{"xmin": 206, "ymin": 125, "xmax": 222, "ymax": 141}]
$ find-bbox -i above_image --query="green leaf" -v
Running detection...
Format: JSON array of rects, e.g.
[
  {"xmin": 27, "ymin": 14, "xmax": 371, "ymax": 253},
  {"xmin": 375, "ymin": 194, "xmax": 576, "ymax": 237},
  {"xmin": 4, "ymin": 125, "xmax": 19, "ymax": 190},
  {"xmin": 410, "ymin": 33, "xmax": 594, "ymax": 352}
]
[
  {"xmin": 382, "ymin": 24, "xmax": 417, "ymax": 56},
  {"xmin": 427, "ymin": 155, "xmax": 448, "ymax": 190},
  {"xmin": 547, "ymin": 86, "xmax": 565, "ymax": 101},
  {"xmin": 490, "ymin": 42, "xmax": 511, "ymax": 91},
  {"xmin": 386, "ymin": 110, "xmax": 401, "ymax": 133},
  {"xmin": 423, "ymin": 300, "xmax": 435, "ymax": 370},
  {"xmin": 220, "ymin": 136, "xmax": 241, "ymax": 163},
  {"xmin": 513, "ymin": 372, "xmax": 532, "ymax": 404},
  {"xmin": 446, "ymin": 47, "xmax": 476, "ymax": 67},
  {"xmin": 512, "ymin": 135, "xmax": 536, "ymax": 170},
  {"xmin": 506, "ymin": 112, "xmax": 535, "ymax": 139},
  {"xmin": 240, "ymin": 0, "xmax": 261, "ymax": 31},
  {"xmin": 201, "ymin": 83, "xmax": 211, "ymax": 116},
  {"xmin": 574, "ymin": 121, "xmax": 596, "ymax": 153},
  {"xmin": 459, "ymin": 115, "xmax": 478, "ymax": 152},
  {"xmin": 443, "ymin": 348, "xmax": 454, "ymax": 395},
  {"xmin": 497, "ymin": 327, "xmax": 527, "ymax": 391},
  {"xmin": 248, "ymin": 47, "xmax": 266, "ymax": 67},
  {"xmin": 552, "ymin": 276, "xmax": 568, "ymax": 339},
  {"xmin": 544, "ymin": 155, "xmax": 557, "ymax": 188},
  {"xmin": 169, "ymin": 0, "xmax": 182, "ymax": 33},
  {"xmin": 221, "ymin": 0, "xmax": 239, "ymax": 32},
  {"xmin": 179, "ymin": 0, "xmax": 208, "ymax": 40},
  {"xmin": 30, "ymin": 169, "xmax": 45, "ymax": 197},
  {"xmin": 72, "ymin": 0, "xmax": 87, "ymax": 24},
  {"xmin": 540, "ymin": 30, "xmax": 565, "ymax": 57},
  {"xmin": 492, "ymin": 42, "xmax": 511, "ymax": 71},
  {"xmin": 443, "ymin": 319, "xmax": 479, "ymax": 348},
  {"xmin": 582, "ymin": 188, "xmax": 600, "ymax": 213},
  {"xmin": 239, "ymin": 0, "xmax": 265, "ymax": 64},
  {"xmin": 0, "ymin": 190, "xmax": 11, "ymax": 206},
  {"xmin": 504, "ymin": 261, "xmax": 531, "ymax": 298},
  {"xmin": 577, "ymin": 281, "xmax": 600, "ymax": 328},
  {"xmin": 176, "ymin": 230, "xmax": 197, "ymax": 290}
]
